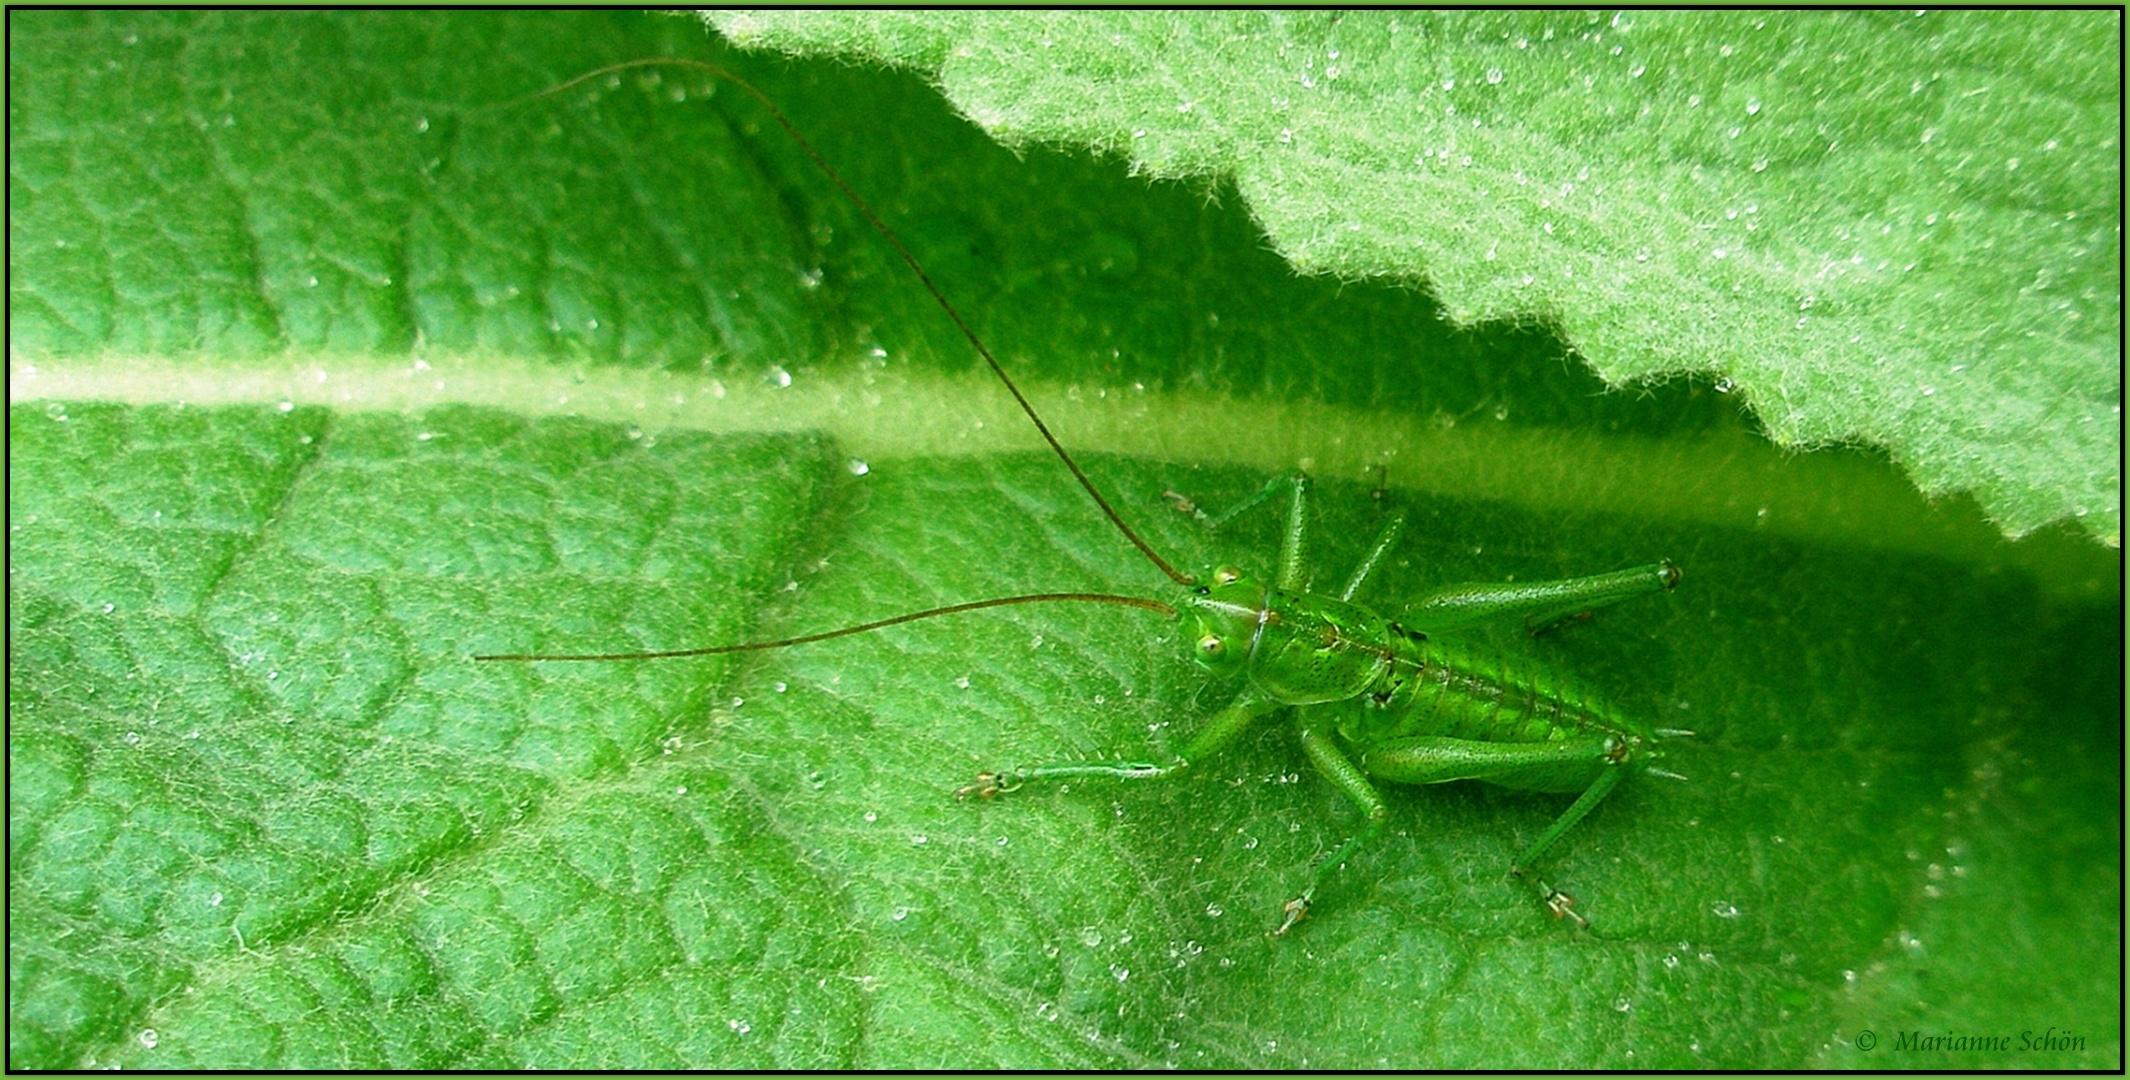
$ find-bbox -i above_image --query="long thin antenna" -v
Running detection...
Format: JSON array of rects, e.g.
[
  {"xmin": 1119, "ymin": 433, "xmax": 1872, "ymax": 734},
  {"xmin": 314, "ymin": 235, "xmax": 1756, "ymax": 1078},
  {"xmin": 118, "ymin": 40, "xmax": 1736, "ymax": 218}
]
[
  {"xmin": 533, "ymin": 58, "xmax": 1196, "ymax": 586},
  {"xmin": 474, "ymin": 592, "xmax": 1176, "ymax": 662}
]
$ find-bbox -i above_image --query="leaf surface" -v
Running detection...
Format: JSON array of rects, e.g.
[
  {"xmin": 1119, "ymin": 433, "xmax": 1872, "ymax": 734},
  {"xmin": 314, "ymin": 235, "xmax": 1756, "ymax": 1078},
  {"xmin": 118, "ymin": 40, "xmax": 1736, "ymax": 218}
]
[{"xmin": 8, "ymin": 10, "xmax": 2120, "ymax": 1069}]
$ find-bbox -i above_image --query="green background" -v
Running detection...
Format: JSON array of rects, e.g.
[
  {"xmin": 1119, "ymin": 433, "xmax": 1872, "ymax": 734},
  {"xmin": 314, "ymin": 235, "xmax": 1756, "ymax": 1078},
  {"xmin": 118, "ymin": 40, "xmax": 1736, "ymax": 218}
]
[{"xmin": 9, "ymin": 11, "xmax": 2120, "ymax": 1068}]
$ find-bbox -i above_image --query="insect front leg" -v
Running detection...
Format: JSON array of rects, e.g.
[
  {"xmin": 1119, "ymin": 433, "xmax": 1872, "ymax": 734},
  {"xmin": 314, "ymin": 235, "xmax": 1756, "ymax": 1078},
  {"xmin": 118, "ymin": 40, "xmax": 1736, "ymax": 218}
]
[
  {"xmin": 1277, "ymin": 717, "xmax": 1392, "ymax": 936},
  {"xmin": 956, "ymin": 690, "xmax": 1282, "ymax": 797},
  {"xmin": 1337, "ymin": 510, "xmax": 1407, "ymax": 602},
  {"xmin": 1403, "ymin": 560, "xmax": 1680, "ymax": 635},
  {"xmin": 1164, "ymin": 471, "xmax": 1313, "ymax": 591}
]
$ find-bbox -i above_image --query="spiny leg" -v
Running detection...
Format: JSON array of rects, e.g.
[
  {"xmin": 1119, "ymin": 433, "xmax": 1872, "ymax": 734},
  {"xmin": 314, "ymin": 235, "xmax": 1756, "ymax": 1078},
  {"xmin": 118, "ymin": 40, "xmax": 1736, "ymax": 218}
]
[
  {"xmin": 1338, "ymin": 510, "xmax": 1406, "ymax": 602},
  {"xmin": 1277, "ymin": 721, "xmax": 1391, "ymax": 935},
  {"xmin": 1402, "ymin": 560, "xmax": 1680, "ymax": 635},
  {"xmin": 1508, "ymin": 767, "xmax": 1627, "ymax": 928},
  {"xmin": 956, "ymin": 691, "xmax": 1282, "ymax": 797},
  {"xmin": 1358, "ymin": 733, "xmax": 1628, "ymax": 926},
  {"xmin": 1163, "ymin": 471, "xmax": 1313, "ymax": 592}
]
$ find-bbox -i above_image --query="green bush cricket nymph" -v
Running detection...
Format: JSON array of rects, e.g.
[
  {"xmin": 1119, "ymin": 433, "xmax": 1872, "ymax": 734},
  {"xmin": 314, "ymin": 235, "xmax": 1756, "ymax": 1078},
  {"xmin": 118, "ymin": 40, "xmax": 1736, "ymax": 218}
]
[{"xmin": 475, "ymin": 58, "xmax": 1689, "ymax": 935}]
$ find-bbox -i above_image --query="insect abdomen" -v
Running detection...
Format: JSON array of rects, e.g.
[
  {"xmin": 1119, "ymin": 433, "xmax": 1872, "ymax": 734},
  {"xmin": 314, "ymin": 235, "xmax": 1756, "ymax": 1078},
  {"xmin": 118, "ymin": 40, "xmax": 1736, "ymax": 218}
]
[{"xmin": 1336, "ymin": 638, "xmax": 1642, "ymax": 793}]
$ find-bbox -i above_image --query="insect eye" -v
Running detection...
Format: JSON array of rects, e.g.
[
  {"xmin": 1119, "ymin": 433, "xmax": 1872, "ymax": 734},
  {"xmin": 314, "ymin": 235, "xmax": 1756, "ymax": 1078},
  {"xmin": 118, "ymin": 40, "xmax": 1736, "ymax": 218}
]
[
  {"xmin": 1197, "ymin": 634, "xmax": 1226, "ymax": 657},
  {"xmin": 1214, "ymin": 566, "xmax": 1242, "ymax": 585}
]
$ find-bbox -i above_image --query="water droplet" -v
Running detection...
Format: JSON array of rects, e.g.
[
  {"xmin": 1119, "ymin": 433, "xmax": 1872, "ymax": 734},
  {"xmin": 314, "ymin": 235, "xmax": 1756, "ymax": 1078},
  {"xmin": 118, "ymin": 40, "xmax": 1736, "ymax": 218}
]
[
  {"xmin": 1485, "ymin": 67, "xmax": 1503, "ymax": 85},
  {"xmin": 847, "ymin": 458, "xmax": 870, "ymax": 476},
  {"xmin": 891, "ymin": 906, "xmax": 909, "ymax": 922},
  {"xmin": 765, "ymin": 365, "xmax": 792, "ymax": 388},
  {"xmin": 910, "ymin": 834, "xmax": 928, "ymax": 845},
  {"xmin": 954, "ymin": 676, "xmax": 970, "ymax": 690},
  {"xmin": 863, "ymin": 810, "xmax": 877, "ymax": 823},
  {"xmin": 773, "ymin": 681, "xmax": 787, "ymax": 693},
  {"xmin": 1745, "ymin": 98, "xmax": 1761, "ymax": 115},
  {"xmin": 1629, "ymin": 63, "xmax": 1646, "ymax": 78},
  {"xmin": 1712, "ymin": 900, "xmax": 1740, "ymax": 918},
  {"xmin": 727, "ymin": 1018, "xmax": 751, "ymax": 1035},
  {"xmin": 1080, "ymin": 927, "xmax": 1103, "ymax": 947},
  {"xmin": 138, "ymin": 1029, "xmax": 158, "ymax": 1049}
]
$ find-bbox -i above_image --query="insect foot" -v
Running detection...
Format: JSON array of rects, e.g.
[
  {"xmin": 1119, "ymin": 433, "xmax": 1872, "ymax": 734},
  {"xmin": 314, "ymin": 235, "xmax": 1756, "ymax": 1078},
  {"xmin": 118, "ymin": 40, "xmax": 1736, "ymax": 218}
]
[
  {"xmin": 1514, "ymin": 868, "xmax": 1593, "ymax": 930},
  {"xmin": 954, "ymin": 772, "xmax": 1022, "ymax": 800},
  {"xmin": 1273, "ymin": 893, "xmax": 1313, "ymax": 937},
  {"xmin": 1542, "ymin": 885, "xmax": 1591, "ymax": 930}
]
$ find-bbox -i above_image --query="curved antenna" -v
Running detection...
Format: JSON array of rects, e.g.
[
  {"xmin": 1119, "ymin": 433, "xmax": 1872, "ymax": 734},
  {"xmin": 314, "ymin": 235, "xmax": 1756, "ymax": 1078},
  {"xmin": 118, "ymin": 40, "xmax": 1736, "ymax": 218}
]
[
  {"xmin": 532, "ymin": 58, "xmax": 1196, "ymax": 587},
  {"xmin": 474, "ymin": 592, "xmax": 1176, "ymax": 662}
]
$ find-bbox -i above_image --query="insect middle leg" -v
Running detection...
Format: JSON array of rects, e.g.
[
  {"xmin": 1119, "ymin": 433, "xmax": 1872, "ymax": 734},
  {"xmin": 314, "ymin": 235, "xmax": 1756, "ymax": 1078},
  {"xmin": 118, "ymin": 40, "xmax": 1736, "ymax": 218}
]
[{"xmin": 1276, "ymin": 718, "xmax": 1392, "ymax": 935}]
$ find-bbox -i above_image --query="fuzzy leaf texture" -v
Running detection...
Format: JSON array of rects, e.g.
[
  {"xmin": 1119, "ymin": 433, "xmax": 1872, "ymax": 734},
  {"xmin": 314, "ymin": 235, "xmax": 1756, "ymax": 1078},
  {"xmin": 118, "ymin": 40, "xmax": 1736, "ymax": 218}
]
[
  {"xmin": 8, "ymin": 11, "xmax": 2120, "ymax": 1070},
  {"xmin": 712, "ymin": 9, "xmax": 2122, "ymax": 546}
]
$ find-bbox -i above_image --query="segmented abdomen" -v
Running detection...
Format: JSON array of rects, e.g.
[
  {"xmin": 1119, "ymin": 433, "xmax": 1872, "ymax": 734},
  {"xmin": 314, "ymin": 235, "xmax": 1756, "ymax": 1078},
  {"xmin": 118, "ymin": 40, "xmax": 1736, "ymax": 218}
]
[{"xmin": 1338, "ymin": 632, "xmax": 1641, "ymax": 749}]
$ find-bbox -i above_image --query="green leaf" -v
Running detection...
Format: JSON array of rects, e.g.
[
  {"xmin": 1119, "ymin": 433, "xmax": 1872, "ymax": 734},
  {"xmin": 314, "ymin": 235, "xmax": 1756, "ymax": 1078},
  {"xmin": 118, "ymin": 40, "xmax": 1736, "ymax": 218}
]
[
  {"xmin": 711, "ymin": 9, "xmax": 2122, "ymax": 547},
  {"xmin": 8, "ymin": 11, "xmax": 2120, "ymax": 1069}
]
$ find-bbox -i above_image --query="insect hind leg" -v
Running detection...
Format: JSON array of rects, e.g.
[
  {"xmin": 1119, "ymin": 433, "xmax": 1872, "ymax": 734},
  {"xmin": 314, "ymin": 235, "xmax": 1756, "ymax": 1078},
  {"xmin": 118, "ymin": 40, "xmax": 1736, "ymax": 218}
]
[{"xmin": 1402, "ymin": 561, "xmax": 1680, "ymax": 636}]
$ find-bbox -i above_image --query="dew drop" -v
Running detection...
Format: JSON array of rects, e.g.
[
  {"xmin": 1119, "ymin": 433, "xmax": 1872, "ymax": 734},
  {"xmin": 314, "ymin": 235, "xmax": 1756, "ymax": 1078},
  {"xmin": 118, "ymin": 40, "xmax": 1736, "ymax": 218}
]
[{"xmin": 847, "ymin": 458, "xmax": 870, "ymax": 476}]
